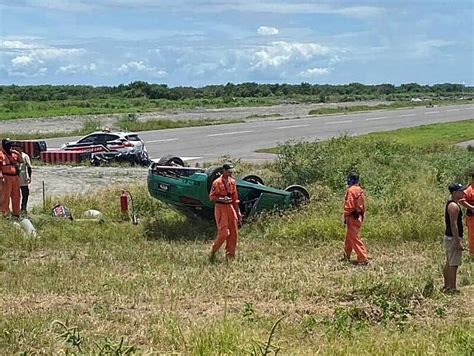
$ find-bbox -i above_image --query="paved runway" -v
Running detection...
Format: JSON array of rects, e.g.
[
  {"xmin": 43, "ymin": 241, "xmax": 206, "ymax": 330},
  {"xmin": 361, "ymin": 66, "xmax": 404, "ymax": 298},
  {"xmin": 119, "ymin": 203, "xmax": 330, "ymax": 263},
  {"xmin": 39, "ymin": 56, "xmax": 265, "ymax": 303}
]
[{"xmin": 45, "ymin": 103, "xmax": 474, "ymax": 163}]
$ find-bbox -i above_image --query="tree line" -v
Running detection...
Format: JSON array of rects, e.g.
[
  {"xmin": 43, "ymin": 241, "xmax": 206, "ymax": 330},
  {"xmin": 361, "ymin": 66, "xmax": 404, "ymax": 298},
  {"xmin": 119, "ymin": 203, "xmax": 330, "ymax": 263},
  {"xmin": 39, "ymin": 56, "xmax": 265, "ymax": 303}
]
[{"xmin": 0, "ymin": 82, "xmax": 471, "ymax": 102}]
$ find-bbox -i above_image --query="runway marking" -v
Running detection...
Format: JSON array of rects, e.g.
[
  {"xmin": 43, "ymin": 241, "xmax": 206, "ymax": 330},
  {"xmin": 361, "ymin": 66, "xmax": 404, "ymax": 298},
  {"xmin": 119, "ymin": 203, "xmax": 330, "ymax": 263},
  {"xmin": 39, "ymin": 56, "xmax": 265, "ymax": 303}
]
[
  {"xmin": 326, "ymin": 120, "xmax": 352, "ymax": 125},
  {"xmin": 447, "ymin": 109, "xmax": 460, "ymax": 112},
  {"xmin": 366, "ymin": 116, "xmax": 388, "ymax": 121},
  {"xmin": 207, "ymin": 130, "xmax": 253, "ymax": 137},
  {"xmin": 424, "ymin": 111, "xmax": 439, "ymax": 115},
  {"xmin": 275, "ymin": 124, "xmax": 309, "ymax": 130},
  {"xmin": 397, "ymin": 113, "xmax": 416, "ymax": 117},
  {"xmin": 147, "ymin": 138, "xmax": 179, "ymax": 143}
]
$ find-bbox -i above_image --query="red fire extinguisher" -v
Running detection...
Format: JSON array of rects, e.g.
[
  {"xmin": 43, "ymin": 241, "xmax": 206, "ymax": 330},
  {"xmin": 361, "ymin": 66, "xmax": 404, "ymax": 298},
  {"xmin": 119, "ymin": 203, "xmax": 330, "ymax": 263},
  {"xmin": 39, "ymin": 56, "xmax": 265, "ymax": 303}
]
[
  {"xmin": 120, "ymin": 190, "xmax": 129, "ymax": 215},
  {"xmin": 120, "ymin": 190, "xmax": 139, "ymax": 225}
]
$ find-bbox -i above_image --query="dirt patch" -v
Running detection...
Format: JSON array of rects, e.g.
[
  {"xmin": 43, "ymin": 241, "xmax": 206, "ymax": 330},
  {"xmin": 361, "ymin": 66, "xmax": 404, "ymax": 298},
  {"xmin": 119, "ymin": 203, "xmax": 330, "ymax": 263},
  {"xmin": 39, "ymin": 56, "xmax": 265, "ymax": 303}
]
[
  {"xmin": 29, "ymin": 165, "xmax": 148, "ymax": 207},
  {"xmin": 456, "ymin": 140, "xmax": 474, "ymax": 150},
  {"xmin": 0, "ymin": 101, "xmax": 389, "ymax": 134}
]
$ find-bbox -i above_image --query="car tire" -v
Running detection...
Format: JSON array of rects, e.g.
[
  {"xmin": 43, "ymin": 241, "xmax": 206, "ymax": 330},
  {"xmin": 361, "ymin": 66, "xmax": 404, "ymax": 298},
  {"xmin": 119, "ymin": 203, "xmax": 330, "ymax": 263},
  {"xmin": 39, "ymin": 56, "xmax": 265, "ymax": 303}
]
[
  {"xmin": 285, "ymin": 185, "xmax": 310, "ymax": 207},
  {"xmin": 205, "ymin": 166, "xmax": 223, "ymax": 192},
  {"xmin": 241, "ymin": 174, "xmax": 264, "ymax": 185},
  {"xmin": 157, "ymin": 155, "xmax": 185, "ymax": 167}
]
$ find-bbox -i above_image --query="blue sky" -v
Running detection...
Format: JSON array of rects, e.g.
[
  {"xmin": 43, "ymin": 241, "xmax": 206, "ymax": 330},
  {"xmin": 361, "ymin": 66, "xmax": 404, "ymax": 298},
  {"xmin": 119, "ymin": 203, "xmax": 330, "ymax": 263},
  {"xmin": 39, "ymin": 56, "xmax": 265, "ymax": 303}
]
[{"xmin": 0, "ymin": 0, "xmax": 472, "ymax": 87}]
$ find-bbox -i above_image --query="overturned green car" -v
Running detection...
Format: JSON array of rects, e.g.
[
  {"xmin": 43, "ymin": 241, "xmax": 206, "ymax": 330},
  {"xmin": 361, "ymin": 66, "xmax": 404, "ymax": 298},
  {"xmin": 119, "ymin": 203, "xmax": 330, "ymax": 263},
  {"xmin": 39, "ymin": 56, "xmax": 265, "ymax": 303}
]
[{"xmin": 147, "ymin": 155, "xmax": 310, "ymax": 221}]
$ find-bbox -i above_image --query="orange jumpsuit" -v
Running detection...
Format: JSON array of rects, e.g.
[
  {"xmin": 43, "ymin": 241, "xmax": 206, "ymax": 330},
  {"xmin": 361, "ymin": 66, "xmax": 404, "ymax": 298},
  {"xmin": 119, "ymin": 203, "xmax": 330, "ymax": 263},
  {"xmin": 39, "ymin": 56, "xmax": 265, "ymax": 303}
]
[
  {"xmin": 343, "ymin": 184, "xmax": 368, "ymax": 263},
  {"xmin": 209, "ymin": 176, "xmax": 240, "ymax": 258},
  {"xmin": 1, "ymin": 150, "xmax": 21, "ymax": 217},
  {"xmin": 461, "ymin": 184, "xmax": 474, "ymax": 256},
  {"xmin": 0, "ymin": 159, "xmax": 3, "ymax": 210}
]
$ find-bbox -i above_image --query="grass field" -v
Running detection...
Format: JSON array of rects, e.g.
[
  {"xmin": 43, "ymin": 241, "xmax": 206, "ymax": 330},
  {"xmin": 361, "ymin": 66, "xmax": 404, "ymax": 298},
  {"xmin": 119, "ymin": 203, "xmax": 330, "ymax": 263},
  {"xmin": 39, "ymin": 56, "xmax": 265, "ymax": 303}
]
[
  {"xmin": 0, "ymin": 97, "xmax": 280, "ymax": 121},
  {"xmin": 3, "ymin": 117, "xmax": 245, "ymax": 141},
  {"xmin": 258, "ymin": 119, "xmax": 474, "ymax": 155},
  {"xmin": 1, "ymin": 122, "xmax": 473, "ymax": 354}
]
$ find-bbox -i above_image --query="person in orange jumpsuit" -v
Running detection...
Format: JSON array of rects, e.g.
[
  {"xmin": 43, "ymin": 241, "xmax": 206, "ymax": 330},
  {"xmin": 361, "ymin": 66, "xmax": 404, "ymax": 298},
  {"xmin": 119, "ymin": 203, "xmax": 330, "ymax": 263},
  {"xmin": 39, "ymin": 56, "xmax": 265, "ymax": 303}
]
[
  {"xmin": 1, "ymin": 139, "xmax": 23, "ymax": 218},
  {"xmin": 342, "ymin": 172, "xmax": 368, "ymax": 265},
  {"xmin": 0, "ymin": 143, "xmax": 3, "ymax": 209},
  {"xmin": 460, "ymin": 170, "xmax": 474, "ymax": 257},
  {"xmin": 209, "ymin": 163, "xmax": 242, "ymax": 262}
]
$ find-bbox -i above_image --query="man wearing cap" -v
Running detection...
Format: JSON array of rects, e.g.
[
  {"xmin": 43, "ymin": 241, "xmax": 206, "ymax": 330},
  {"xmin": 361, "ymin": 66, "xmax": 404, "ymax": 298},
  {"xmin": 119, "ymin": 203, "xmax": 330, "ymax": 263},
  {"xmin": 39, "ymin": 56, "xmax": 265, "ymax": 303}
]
[
  {"xmin": 459, "ymin": 170, "xmax": 474, "ymax": 257},
  {"xmin": 342, "ymin": 172, "xmax": 368, "ymax": 265},
  {"xmin": 0, "ymin": 139, "xmax": 23, "ymax": 218},
  {"xmin": 209, "ymin": 163, "xmax": 242, "ymax": 261},
  {"xmin": 443, "ymin": 183, "xmax": 465, "ymax": 293}
]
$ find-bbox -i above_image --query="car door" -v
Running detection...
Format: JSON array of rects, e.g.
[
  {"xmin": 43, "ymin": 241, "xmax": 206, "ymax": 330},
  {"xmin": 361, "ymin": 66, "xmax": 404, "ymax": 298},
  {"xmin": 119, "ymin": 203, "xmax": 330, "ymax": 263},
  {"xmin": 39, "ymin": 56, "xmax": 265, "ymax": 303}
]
[
  {"xmin": 72, "ymin": 134, "xmax": 99, "ymax": 149},
  {"xmin": 101, "ymin": 134, "xmax": 123, "ymax": 151}
]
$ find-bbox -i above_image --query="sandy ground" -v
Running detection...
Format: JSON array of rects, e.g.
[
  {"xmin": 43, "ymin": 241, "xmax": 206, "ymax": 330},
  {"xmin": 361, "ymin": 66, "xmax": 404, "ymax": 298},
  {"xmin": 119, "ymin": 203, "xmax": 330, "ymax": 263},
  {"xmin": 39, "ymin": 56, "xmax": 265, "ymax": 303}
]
[
  {"xmin": 1, "ymin": 101, "xmax": 389, "ymax": 134},
  {"xmin": 28, "ymin": 165, "xmax": 148, "ymax": 208}
]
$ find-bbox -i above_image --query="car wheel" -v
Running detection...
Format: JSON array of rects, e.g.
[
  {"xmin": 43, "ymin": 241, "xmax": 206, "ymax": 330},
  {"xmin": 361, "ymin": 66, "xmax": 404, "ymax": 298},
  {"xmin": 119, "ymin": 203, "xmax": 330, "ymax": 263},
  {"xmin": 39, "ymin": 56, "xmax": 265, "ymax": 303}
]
[
  {"xmin": 205, "ymin": 166, "xmax": 223, "ymax": 192},
  {"xmin": 285, "ymin": 185, "xmax": 310, "ymax": 207},
  {"xmin": 157, "ymin": 155, "xmax": 185, "ymax": 167},
  {"xmin": 241, "ymin": 174, "xmax": 264, "ymax": 185}
]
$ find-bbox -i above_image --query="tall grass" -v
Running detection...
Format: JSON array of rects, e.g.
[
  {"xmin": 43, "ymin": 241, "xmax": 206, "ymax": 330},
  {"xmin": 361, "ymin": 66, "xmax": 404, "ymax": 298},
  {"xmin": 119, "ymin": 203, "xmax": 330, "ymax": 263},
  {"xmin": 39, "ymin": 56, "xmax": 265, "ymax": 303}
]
[{"xmin": 0, "ymin": 130, "xmax": 473, "ymax": 354}]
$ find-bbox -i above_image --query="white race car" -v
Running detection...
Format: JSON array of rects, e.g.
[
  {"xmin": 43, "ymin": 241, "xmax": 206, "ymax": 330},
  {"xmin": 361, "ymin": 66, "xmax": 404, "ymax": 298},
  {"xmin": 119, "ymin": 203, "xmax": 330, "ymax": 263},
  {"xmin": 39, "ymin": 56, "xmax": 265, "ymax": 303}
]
[{"xmin": 61, "ymin": 131, "xmax": 147, "ymax": 155}]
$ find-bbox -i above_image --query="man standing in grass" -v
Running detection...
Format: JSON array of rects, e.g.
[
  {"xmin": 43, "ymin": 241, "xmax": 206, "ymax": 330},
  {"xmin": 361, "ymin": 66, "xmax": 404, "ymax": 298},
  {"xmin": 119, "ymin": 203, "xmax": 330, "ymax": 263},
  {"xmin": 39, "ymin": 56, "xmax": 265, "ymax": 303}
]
[
  {"xmin": 443, "ymin": 183, "xmax": 465, "ymax": 293},
  {"xmin": 209, "ymin": 163, "xmax": 242, "ymax": 262},
  {"xmin": 460, "ymin": 170, "xmax": 474, "ymax": 258},
  {"xmin": 13, "ymin": 143, "xmax": 33, "ymax": 214},
  {"xmin": 0, "ymin": 141, "xmax": 3, "ymax": 207},
  {"xmin": 342, "ymin": 172, "xmax": 368, "ymax": 265},
  {"xmin": 0, "ymin": 139, "xmax": 23, "ymax": 218}
]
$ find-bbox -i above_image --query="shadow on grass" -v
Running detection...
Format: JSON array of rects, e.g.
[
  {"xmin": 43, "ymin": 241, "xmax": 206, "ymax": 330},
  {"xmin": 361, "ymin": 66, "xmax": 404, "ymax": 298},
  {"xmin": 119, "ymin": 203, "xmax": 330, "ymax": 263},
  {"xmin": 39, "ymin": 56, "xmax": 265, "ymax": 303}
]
[{"xmin": 143, "ymin": 214, "xmax": 215, "ymax": 241}]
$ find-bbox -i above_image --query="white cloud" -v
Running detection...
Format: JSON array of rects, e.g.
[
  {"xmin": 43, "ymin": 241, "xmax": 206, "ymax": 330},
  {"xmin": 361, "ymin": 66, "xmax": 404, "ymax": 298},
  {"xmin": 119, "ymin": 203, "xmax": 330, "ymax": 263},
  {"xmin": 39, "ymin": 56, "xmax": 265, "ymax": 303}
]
[
  {"xmin": 252, "ymin": 41, "xmax": 330, "ymax": 69},
  {"xmin": 0, "ymin": 40, "xmax": 38, "ymax": 49},
  {"xmin": 117, "ymin": 60, "xmax": 167, "ymax": 77},
  {"xmin": 301, "ymin": 67, "xmax": 330, "ymax": 77},
  {"xmin": 1, "ymin": 39, "xmax": 85, "ymax": 62},
  {"xmin": 257, "ymin": 26, "xmax": 279, "ymax": 36},
  {"xmin": 56, "ymin": 63, "xmax": 97, "ymax": 74},
  {"xmin": 11, "ymin": 55, "xmax": 37, "ymax": 67}
]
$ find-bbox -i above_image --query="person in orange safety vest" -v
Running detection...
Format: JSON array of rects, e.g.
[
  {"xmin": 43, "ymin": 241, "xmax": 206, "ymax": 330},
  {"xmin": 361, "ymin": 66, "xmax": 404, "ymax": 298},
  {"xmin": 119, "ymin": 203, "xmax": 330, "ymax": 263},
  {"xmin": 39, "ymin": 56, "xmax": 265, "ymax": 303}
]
[
  {"xmin": 209, "ymin": 163, "xmax": 242, "ymax": 262},
  {"xmin": 460, "ymin": 169, "xmax": 474, "ymax": 257},
  {"xmin": 1, "ymin": 139, "xmax": 23, "ymax": 218},
  {"xmin": 342, "ymin": 172, "xmax": 369, "ymax": 265}
]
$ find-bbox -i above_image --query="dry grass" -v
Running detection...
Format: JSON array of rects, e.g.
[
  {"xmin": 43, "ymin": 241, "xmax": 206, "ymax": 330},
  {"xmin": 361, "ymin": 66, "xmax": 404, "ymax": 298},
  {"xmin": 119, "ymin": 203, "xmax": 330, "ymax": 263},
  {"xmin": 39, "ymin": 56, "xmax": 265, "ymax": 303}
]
[
  {"xmin": 1, "ymin": 127, "xmax": 474, "ymax": 354},
  {"xmin": 1, "ymin": 209, "xmax": 473, "ymax": 354}
]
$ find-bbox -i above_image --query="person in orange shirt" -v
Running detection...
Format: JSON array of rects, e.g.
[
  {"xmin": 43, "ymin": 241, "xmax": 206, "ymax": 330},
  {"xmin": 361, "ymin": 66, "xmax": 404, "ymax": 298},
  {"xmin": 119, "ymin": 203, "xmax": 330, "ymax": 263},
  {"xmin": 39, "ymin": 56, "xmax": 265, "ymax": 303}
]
[
  {"xmin": 209, "ymin": 163, "xmax": 242, "ymax": 262},
  {"xmin": 1, "ymin": 139, "xmax": 23, "ymax": 218},
  {"xmin": 342, "ymin": 172, "xmax": 368, "ymax": 265},
  {"xmin": 460, "ymin": 169, "xmax": 474, "ymax": 257}
]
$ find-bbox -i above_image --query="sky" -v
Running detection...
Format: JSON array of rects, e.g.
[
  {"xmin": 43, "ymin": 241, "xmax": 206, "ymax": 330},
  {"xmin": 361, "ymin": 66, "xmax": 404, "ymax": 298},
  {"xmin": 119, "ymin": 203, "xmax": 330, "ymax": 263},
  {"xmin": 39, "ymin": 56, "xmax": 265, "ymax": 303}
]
[{"xmin": 0, "ymin": 0, "xmax": 473, "ymax": 87}]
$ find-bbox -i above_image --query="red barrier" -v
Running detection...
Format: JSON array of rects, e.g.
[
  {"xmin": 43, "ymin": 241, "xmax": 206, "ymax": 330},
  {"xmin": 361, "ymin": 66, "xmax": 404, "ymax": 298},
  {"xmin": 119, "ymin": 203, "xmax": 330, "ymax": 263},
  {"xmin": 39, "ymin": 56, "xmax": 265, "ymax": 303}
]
[
  {"xmin": 12, "ymin": 140, "xmax": 47, "ymax": 159},
  {"xmin": 63, "ymin": 144, "xmax": 110, "ymax": 153},
  {"xmin": 40, "ymin": 150, "xmax": 85, "ymax": 164}
]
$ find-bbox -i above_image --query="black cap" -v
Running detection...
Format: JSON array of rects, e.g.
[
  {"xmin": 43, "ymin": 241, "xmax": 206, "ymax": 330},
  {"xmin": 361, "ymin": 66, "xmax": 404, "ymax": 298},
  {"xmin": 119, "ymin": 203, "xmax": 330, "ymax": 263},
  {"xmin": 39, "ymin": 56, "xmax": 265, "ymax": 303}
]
[
  {"xmin": 222, "ymin": 163, "xmax": 234, "ymax": 170},
  {"xmin": 1, "ymin": 139, "xmax": 12, "ymax": 150},
  {"xmin": 448, "ymin": 183, "xmax": 465, "ymax": 193},
  {"xmin": 347, "ymin": 172, "xmax": 359, "ymax": 180}
]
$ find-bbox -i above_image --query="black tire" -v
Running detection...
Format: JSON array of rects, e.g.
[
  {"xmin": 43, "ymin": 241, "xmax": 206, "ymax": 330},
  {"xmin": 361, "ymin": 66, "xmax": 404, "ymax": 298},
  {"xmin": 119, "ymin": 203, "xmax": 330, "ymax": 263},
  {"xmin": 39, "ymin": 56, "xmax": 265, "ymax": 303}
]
[
  {"xmin": 157, "ymin": 155, "xmax": 185, "ymax": 167},
  {"xmin": 241, "ymin": 174, "xmax": 264, "ymax": 185},
  {"xmin": 205, "ymin": 166, "xmax": 223, "ymax": 192},
  {"xmin": 285, "ymin": 185, "xmax": 310, "ymax": 207}
]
